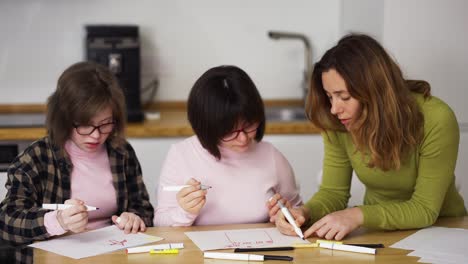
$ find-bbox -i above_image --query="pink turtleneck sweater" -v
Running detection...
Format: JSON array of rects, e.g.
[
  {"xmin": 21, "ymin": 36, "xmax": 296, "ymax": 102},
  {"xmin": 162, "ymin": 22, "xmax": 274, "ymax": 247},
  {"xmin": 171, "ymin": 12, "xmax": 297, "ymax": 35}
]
[
  {"xmin": 44, "ymin": 140, "xmax": 117, "ymax": 235},
  {"xmin": 154, "ymin": 136, "xmax": 302, "ymax": 226}
]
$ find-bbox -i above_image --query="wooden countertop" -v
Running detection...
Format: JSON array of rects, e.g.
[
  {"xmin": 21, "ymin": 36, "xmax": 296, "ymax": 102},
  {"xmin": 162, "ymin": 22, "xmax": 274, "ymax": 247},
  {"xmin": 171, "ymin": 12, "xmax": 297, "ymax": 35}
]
[
  {"xmin": 32, "ymin": 217, "xmax": 468, "ymax": 264},
  {"xmin": 0, "ymin": 101, "xmax": 320, "ymax": 141}
]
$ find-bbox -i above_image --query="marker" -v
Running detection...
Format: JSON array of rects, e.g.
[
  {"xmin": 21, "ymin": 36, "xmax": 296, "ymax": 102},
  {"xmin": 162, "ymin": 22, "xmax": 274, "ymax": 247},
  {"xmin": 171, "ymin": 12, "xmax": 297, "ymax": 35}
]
[
  {"xmin": 291, "ymin": 243, "xmax": 319, "ymax": 248},
  {"xmin": 162, "ymin": 185, "xmax": 212, "ymax": 191},
  {"xmin": 319, "ymin": 242, "xmax": 376, "ymax": 255},
  {"xmin": 293, "ymin": 241, "xmax": 382, "ymax": 248},
  {"xmin": 150, "ymin": 249, "xmax": 179, "ymax": 254},
  {"xmin": 204, "ymin": 252, "xmax": 293, "ymax": 261},
  {"xmin": 42, "ymin": 203, "xmax": 98, "ymax": 211},
  {"xmin": 126, "ymin": 243, "xmax": 184, "ymax": 254},
  {"xmin": 316, "ymin": 239, "xmax": 343, "ymax": 245},
  {"xmin": 234, "ymin": 247, "xmax": 294, "ymax": 252},
  {"xmin": 276, "ymin": 200, "xmax": 305, "ymax": 240},
  {"xmin": 346, "ymin": 243, "xmax": 384, "ymax": 248}
]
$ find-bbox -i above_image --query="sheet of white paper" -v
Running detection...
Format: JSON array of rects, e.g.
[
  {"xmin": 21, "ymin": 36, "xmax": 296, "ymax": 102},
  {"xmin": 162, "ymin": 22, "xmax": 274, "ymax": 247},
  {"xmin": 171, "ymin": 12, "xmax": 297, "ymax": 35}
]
[
  {"xmin": 391, "ymin": 226, "xmax": 468, "ymax": 264},
  {"xmin": 185, "ymin": 227, "xmax": 309, "ymax": 251},
  {"xmin": 29, "ymin": 225, "xmax": 163, "ymax": 259}
]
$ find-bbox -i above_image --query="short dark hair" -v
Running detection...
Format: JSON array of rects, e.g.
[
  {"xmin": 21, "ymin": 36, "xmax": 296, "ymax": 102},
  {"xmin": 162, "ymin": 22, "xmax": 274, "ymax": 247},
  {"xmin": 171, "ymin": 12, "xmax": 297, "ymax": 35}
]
[
  {"xmin": 187, "ymin": 65, "xmax": 265, "ymax": 159},
  {"xmin": 46, "ymin": 61, "xmax": 127, "ymax": 149}
]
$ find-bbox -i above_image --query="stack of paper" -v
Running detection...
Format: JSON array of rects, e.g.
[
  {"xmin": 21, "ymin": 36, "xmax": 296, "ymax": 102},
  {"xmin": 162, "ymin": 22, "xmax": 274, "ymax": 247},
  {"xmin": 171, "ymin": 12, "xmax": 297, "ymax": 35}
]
[{"xmin": 391, "ymin": 226, "xmax": 468, "ymax": 263}]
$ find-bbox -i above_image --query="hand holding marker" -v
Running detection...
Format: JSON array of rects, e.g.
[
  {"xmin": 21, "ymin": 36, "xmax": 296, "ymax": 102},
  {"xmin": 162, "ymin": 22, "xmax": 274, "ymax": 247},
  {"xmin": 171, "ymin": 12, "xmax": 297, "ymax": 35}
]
[
  {"xmin": 163, "ymin": 185, "xmax": 212, "ymax": 191},
  {"xmin": 42, "ymin": 203, "xmax": 98, "ymax": 211},
  {"xmin": 268, "ymin": 191, "xmax": 305, "ymax": 240}
]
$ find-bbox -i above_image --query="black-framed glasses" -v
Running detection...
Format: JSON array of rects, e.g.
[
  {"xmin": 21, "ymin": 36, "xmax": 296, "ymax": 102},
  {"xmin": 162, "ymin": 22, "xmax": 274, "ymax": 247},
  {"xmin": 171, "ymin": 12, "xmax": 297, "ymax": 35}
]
[
  {"xmin": 73, "ymin": 122, "xmax": 115, "ymax": 135},
  {"xmin": 221, "ymin": 123, "xmax": 259, "ymax": 142}
]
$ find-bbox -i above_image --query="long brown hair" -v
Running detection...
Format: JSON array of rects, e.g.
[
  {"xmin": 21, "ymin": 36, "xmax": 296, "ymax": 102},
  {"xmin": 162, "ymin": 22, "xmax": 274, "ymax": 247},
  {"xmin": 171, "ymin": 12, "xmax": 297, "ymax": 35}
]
[
  {"xmin": 46, "ymin": 61, "xmax": 127, "ymax": 149},
  {"xmin": 306, "ymin": 34, "xmax": 431, "ymax": 171}
]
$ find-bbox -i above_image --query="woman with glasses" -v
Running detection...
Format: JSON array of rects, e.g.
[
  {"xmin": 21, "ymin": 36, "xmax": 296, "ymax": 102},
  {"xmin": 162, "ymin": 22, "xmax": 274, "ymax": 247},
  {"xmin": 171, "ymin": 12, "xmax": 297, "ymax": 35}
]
[
  {"xmin": 0, "ymin": 61, "xmax": 154, "ymax": 244},
  {"xmin": 154, "ymin": 65, "xmax": 302, "ymax": 226}
]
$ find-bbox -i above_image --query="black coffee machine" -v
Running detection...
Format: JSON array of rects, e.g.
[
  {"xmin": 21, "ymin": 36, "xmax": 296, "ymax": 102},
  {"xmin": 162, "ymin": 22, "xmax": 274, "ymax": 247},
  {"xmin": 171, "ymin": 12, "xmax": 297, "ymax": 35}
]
[{"xmin": 85, "ymin": 25, "xmax": 144, "ymax": 122}]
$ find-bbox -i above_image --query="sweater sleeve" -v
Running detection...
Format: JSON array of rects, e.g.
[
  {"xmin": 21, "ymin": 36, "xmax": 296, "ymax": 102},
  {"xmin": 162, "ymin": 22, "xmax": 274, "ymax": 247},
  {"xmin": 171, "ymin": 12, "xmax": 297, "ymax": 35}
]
[
  {"xmin": 304, "ymin": 132, "xmax": 352, "ymax": 223},
  {"xmin": 124, "ymin": 143, "xmax": 154, "ymax": 227},
  {"xmin": 153, "ymin": 144, "xmax": 198, "ymax": 226},
  {"xmin": 360, "ymin": 103, "xmax": 462, "ymax": 229},
  {"xmin": 44, "ymin": 211, "xmax": 67, "ymax": 236},
  {"xmin": 0, "ymin": 165, "xmax": 51, "ymax": 244},
  {"xmin": 272, "ymin": 146, "xmax": 303, "ymax": 207}
]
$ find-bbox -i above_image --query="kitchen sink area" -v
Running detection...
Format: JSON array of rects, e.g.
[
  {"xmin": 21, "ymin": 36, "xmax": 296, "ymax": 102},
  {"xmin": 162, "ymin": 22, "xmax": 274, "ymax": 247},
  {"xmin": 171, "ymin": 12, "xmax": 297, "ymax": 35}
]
[
  {"xmin": 265, "ymin": 106, "xmax": 308, "ymax": 122},
  {"xmin": 0, "ymin": 113, "xmax": 46, "ymax": 127}
]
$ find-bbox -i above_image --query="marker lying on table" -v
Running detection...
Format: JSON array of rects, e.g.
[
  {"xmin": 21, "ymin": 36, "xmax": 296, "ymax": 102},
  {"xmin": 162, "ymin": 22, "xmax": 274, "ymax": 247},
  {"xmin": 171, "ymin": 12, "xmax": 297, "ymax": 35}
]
[
  {"xmin": 42, "ymin": 204, "xmax": 98, "ymax": 211},
  {"xmin": 150, "ymin": 249, "xmax": 179, "ymax": 254},
  {"xmin": 126, "ymin": 243, "xmax": 184, "ymax": 254},
  {"xmin": 293, "ymin": 240, "xmax": 384, "ymax": 249},
  {"xmin": 204, "ymin": 252, "xmax": 293, "ymax": 262},
  {"xmin": 319, "ymin": 242, "xmax": 377, "ymax": 255},
  {"xmin": 236, "ymin": 242, "xmax": 384, "ymax": 252},
  {"xmin": 162, "ymin": 185, "xmax": 212, "ymax": 191},
  {"xmin": 235, "ymin": 247, "xmax": 295, "ymax": 252}
]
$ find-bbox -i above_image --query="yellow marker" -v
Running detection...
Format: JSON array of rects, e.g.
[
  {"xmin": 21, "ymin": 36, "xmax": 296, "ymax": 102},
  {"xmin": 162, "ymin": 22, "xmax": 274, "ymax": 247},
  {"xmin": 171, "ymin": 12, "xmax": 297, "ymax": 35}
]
[
  {"xmin": 292, "ymin": 243, "xmax": 319, "ymax": 248},
  {"xmin": 149, "ymin": 249, "xmax": 179, "ymax": 254},
  {"xmin": 316, "ymin": 239, "xmax": 343, "ymax": 245}
]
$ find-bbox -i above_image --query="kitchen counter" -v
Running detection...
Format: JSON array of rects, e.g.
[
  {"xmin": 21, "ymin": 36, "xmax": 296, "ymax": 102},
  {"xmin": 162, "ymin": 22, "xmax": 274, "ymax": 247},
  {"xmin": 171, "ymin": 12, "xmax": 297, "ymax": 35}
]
[{"xmin": 0, "ymin": 101, "xmax": 320, "ymax": 141}]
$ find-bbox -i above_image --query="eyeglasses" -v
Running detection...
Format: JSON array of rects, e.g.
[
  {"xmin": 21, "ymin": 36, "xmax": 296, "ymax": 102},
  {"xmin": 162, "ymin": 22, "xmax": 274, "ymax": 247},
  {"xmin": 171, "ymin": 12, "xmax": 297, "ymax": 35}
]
[
  {"xmin": 221, "ymin": 123, "xmax": 259, "ymax": 142},
  {"xmin": 73, "ymin": 122, "xmax": 115, "ymax": 135}
]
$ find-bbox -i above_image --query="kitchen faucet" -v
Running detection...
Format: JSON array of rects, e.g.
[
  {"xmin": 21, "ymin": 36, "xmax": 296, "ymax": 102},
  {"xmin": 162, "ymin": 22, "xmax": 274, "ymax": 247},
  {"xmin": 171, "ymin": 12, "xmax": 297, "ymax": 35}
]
[{"xmin": 268, "ymin": 30, "xmax": 312, "ymax": 105}]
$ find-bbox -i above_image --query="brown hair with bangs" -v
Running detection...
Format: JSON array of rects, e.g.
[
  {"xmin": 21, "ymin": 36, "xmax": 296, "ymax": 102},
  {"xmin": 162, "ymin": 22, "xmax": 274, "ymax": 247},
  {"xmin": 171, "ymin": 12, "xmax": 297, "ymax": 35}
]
[
  {"xmin": 46, "ymin": 61, "xmax": 127, "ymax": 149},
  {"xmin": 187, "ymin": 65, "xmax": 265, "ymax": 160},
  {"xmin": 306, "ymin": 34, "xmax": 431, "ymax": 171}
]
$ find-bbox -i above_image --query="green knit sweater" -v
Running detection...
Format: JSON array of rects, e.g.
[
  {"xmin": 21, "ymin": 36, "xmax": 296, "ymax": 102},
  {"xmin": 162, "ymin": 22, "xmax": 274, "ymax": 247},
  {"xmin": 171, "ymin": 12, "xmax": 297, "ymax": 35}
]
[{"xmin": 305, "ymin": 94, "xmax": 467, "ymax": 230}]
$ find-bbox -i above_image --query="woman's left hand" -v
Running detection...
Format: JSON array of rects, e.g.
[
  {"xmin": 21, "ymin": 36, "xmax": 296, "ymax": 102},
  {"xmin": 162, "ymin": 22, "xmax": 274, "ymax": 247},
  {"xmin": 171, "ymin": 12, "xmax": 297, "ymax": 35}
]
[
  {"xmin": 112, "ymin": 212, "xmax": 146, "ymax": 234},
  {"xmin": 303, "ymin": 207, "xmax": 363, "ymax": 241}
]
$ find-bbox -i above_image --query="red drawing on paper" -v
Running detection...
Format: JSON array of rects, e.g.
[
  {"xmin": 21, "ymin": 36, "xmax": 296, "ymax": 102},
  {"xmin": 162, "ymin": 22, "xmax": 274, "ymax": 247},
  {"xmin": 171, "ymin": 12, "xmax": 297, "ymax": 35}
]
[
  {"xmin": 108, "ymin": 239, "xmax": 128, "ymax": 246},
  {"xmin": 224, "ymin": 230, "xmax": 274, "ymax": 248}
]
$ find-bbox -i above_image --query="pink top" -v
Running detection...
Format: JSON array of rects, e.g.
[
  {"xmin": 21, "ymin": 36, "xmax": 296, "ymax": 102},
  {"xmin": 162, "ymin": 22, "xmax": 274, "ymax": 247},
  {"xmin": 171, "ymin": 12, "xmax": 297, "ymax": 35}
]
[
  {"xmin": 154, "ymin": 136, "xmax": 302, "ymax": 226},
  {"xmin": 44, "ymin": 140, "xmax": 117, "ymax": 235}
]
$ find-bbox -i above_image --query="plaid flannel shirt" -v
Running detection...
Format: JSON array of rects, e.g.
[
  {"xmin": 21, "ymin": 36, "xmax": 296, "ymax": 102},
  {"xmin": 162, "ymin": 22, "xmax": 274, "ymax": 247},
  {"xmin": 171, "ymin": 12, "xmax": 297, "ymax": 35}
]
[{"xmin": 0, "ymin": 136, "xmax": 154, "ymax": 244}]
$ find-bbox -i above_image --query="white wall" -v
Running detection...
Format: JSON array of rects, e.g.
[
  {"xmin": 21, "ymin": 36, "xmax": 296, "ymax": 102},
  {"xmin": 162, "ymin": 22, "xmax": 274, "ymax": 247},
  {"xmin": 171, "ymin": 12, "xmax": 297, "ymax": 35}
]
[
  {"xmin": 342, "ymin": 0, "xmax": 468, "ymax": 125},
  {"xmin": 341, "ymin": 0, "xmax": 384, "ymax": 41},
  {"xmin": 0, "ymin": 0, "xmax": 341, "ymax": 103}
]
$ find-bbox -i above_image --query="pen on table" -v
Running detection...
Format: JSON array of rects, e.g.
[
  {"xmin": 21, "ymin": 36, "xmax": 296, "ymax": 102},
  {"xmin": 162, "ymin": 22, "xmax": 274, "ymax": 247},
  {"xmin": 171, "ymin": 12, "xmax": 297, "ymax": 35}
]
[
  {"xmin": 126, "ymin": 243, "xmax": 185, "ymax": 254},
  {"xmin": 150, "ymin": 249, "xmax": 179, "ymax": 254},
  {"xmin": 346, "ymin": 243, "xmax": 384, "ymax": 248},
  {"xmin": 268, "ymin": 195, "xmax": 305, "ymax": 240},
  {"xmin": 236, "ymin": 242, "xmax": 384, "ymax": 253},
  {"xmin": 292, "ymin": 242, "xmax": 384, "ymax": 249},
  {"xmin": 235, "ymin": 247, "xmax": 294, "ymax": 252},
  {"xmin": 162, "ymin": 185, "xmax": 212, "ymax": 191},
  {"xmin": 42, "ymin": 203, "xmax": 99, "ymax": 211},
  {"xmin": 319, "ymin": 242, "xmax": 377, "ymax": 255},
  {"xmin": 204, "ymin": 252, "xmax": 293, "ymax": 262}
]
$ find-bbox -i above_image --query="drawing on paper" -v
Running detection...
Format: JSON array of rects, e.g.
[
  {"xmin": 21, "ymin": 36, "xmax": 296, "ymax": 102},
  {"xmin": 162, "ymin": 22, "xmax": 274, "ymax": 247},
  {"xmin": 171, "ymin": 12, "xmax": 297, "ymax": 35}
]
[
  {"xmin": 108, "ymin": 239, "xmax": 128, "ymax": 246},
  {"xmin": 185, "ymin": 227, "xmax": 310, "ymax": 251},
  {"xmin": 224, "ymin": 230, "xmax": 274, "ymax": 248}
]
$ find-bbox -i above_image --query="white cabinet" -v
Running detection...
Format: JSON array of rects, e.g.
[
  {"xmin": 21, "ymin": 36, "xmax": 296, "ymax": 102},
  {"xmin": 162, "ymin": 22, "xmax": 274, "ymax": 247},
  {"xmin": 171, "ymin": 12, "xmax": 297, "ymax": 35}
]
[
  {"xmin": 264, "ymin": 135, "xmax": 365, "ymax": 207},
  {"xmin": 128, "ymin": 138, "xmax": 184, "ymax": 208}
]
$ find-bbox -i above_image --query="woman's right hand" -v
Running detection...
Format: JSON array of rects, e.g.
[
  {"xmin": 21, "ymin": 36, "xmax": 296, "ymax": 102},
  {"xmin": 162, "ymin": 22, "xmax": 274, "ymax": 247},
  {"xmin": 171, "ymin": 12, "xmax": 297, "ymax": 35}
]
[
  {"xmin": 176, "ymin": 178, "xmax": 207, "ymax": 215},
  {"xmin": 266, "ymin": 193, "xmax": 291, "ymax": 223},
  {"xmin": 56, "ymin": 199, "xmax": 89, "ymax": 233},
  {"xmin": 274, "ymin": 206, "xmax": 310, "ymax": 237}
]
